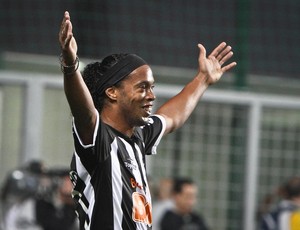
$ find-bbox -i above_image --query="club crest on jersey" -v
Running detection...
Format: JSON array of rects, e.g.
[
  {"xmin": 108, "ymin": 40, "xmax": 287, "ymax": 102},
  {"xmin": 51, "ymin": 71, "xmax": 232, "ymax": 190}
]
[
  {"xmin": 141, "ymin": 117, "xmax": 154, "ymax": 128},
  {"xmin": 124, "ymin": 158, "xmax": 137, "ymax": 171},
  {"xmin": 147, "ymin": 117, "xmax": 154, "ymax": 124}
]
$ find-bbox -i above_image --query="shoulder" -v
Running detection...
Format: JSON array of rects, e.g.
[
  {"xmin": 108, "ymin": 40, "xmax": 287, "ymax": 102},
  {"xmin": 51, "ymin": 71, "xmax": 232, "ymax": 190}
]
[
  {"xmin": 141, "ymin": 114, "xmax": 166, "ymax": 132},
  {"xmin": 150, "ymin": 114, "xmax": 166, "ymax": 125}
]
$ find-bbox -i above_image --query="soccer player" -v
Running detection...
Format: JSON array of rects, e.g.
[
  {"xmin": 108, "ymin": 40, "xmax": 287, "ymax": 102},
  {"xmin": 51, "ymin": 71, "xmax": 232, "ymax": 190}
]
[{"xmin": 58, "ymin": 11, "xmax": 236, "ymax": 230}]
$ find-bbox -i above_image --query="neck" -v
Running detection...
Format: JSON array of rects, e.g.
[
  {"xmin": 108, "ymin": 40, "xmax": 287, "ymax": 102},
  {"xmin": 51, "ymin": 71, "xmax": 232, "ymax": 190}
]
[{"xmin": 101, "ymin": 109, "xmax": 135, "ymax": 137}]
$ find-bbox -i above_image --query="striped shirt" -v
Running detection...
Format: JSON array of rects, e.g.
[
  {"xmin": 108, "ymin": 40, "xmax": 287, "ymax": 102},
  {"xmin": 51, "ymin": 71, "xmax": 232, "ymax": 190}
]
[
  {"xmin": 69, "ymin": 111, "xmax": 166, "ymax": 230},
  {"xmin": 261, "ymin": 200, "xmax": 300, "ymax": 230}
]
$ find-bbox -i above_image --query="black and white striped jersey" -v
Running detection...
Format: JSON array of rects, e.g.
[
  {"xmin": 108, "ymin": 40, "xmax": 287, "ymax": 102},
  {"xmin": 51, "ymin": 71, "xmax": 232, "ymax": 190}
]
[{"xmin": 69, "ymin": 111, "xmax": 166, "ymax": 230}]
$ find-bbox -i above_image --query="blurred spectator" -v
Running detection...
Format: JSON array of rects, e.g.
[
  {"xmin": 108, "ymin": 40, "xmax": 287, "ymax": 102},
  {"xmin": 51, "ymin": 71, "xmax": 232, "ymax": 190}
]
[
  {"xmin": 152, "ymin": 178, "xmax": 174, "ymax": 230},
  {"xmin": 260, "ymin": 176, "xmax": 300, "ymax": 230},
  {"xmin": 1, "ymin": 161, "xmax": 78, "ymax": 230},
  {"xmin": 35, "ymin": 169, "xmax": 78, "ymax": 230},
  {"xmin": 160, "ymin": 177, "xmax": 209, "ymax": 230},
  {"xmin": 1, "ymin": 160, "xmax": 45, "ymax": 208},
  {"xmin": 4, "ymin": 197, "xmax": 42, "ymax": 230},
  {"xmin": 1, "ymin": 160, "xmax": 45, "ymax": 230}
]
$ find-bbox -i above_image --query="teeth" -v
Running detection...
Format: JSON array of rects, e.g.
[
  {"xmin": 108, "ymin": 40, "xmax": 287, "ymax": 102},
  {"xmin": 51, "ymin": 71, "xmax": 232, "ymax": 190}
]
[{"xmin": 144, "ymin": 106, "xmax": 152, "ymax": 113}]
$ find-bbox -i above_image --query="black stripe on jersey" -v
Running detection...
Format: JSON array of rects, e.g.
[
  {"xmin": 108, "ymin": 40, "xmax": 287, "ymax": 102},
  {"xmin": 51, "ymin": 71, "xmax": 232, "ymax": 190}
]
[
  {"xmin": 73, "ymin": 131, "xmax": 98, "ymax": 175},
  {"xmin": 90, "ymin": 156, "xmax": 114, "ymax": 230},
  {"xmin": 114, "ymin": 138, "xmax": 137, "ymax": 230},
  {"xmin": 70, "ymin": 156, "xmax": 91, "ymax": 230}
]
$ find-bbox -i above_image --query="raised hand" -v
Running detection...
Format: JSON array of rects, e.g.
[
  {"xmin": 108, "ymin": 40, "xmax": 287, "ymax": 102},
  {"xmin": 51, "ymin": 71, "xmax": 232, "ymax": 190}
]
[
  {"xmin": 197, "ymin": 42, "xmax": 237, "ymax": 85},
  {"xmin": 59, "ymin": 11, "xmax": 78, "ymax": 65}
]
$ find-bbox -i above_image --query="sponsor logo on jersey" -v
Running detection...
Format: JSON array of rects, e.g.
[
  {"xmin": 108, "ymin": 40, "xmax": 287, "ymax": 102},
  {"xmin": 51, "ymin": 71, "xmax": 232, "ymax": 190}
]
[{"xmin": 124, "ymin": 158, "xmax": 137, "ymax": 171}]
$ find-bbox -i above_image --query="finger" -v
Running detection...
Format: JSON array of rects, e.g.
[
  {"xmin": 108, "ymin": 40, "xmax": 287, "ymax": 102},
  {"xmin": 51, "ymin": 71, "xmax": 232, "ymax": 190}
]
[
  {"xmin": 221, "ymin": 62, "xmax": 237, "ymax": 72},
  {"xmin": 60, "ymin": 20, "xmax": 73, "ymax": 48},
  {"xmin": 65, "ymin": 11, "xmax": 70, "ymax": 19},
  {"xmin": 209, "ymin": 42, "xmax": 226, "ymax": 58},
  {"xmin": 59, "ymin": 12, "xmax": 71, "ymax": 42},
  {"xmin": 60, "ymin": 11, "xmax": 70, "ymax": 34},
  {"xmin": 63, "ymin": 11, "xmax": 70, "ymax": 25},
  {"xmin": 65, "ymin": 19, "xmax": 73, "ymax": 35},
  {"xmin": 64, "ymin": 34, "xmax": 73, "ymax": 48},
  {"xmin": 219, "ymin": 51, "xmax": 234, "ymax": 66},
  {"xmin": 216, "ymin": 46, "xmax": 232, "ymax": 62}
]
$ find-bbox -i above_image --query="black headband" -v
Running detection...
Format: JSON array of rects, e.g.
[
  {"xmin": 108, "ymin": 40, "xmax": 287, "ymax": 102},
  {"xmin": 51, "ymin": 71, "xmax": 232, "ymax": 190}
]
[{"xmin": 96, "ymin": 54, "xmax": 147, "ymax": 95}]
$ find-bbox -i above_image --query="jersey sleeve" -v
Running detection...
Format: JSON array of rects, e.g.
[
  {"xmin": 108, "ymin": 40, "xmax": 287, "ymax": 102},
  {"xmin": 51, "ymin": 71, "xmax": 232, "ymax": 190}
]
[
  {"xmin": 71, "ymin": 111, "xmax": 100, "ymax": 174},
  {"xmin": 72, "ymin": 110, "xmax": 114, "ymax": 163},
  {"xmin": 72, "ymin": 110, "xmax": 100, "ymax": 148},
  {"xmin": 141, "ymin": 114, "xmax": 166, "ymax": 155}
]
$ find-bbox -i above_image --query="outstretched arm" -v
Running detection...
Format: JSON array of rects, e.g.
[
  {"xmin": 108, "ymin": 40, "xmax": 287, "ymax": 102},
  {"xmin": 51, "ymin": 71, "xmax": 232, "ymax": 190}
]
[
  {"xmin": 156, "ymin": 42, "xmax": 237, "ymax": 135},
  {"xmin": 59, "ymin": 11, "xmax": 97, "ymax": 144}
]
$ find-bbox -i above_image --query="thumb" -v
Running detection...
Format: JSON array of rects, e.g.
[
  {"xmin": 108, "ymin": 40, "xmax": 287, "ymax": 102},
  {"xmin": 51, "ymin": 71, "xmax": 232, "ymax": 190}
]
[{"xmin": 197, "ymin": 44, "xmax": 206, "ymax": 62}]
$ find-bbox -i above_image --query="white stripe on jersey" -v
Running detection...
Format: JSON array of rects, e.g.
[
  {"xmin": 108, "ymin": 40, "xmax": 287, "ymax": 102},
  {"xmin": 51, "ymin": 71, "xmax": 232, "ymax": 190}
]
[
  {"xmin": 135, "ymin": 143, "xmax": 152, "ymax": 201},
  {"xmin": 111, "ymin": 138, "xmax": 123, "ymax": 229},
  {"xmin": 119, "ymin": 138, "xmax": 149, "ymax": 230},
  {"xmin": 119, "ymin": 138, "xmax": 144, "ymax": 193},
  {"xmin": 74, "ymin": 153, "xmax": 95, "ymax": 230}
]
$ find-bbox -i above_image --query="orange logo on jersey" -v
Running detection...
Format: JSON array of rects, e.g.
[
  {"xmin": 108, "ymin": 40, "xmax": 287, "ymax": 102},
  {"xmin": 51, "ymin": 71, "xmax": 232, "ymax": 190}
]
[
  {"xmin": 130, "ymin": 178, "xmax": 143, "ymax": 190},
  {"xmin": 132, "ymin": 192, "xmax": 152, "ymax": 225}
]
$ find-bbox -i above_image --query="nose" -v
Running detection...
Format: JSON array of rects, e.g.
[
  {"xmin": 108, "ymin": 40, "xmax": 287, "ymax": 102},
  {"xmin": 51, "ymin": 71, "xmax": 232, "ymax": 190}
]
[{"xmin": 147, "ymin": 88, "xmax": 156, "ymax": 101}]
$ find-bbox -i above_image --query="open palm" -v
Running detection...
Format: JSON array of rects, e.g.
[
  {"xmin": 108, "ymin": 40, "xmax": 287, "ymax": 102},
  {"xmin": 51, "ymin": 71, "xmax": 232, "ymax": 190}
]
[
  {"xmin": 59, "ymin": 11, "xmax": 78, "ymax": 65},
  {"xmin": 198, "ymin": 42, "xmax": 236, "ymax": 85}
]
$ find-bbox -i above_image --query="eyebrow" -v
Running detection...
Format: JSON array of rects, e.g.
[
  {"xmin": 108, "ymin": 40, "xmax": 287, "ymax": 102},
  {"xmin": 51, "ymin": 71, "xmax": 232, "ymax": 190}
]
[{"xmin": 136, "ymin": 80, "xmax": 155, "ymax": 87}]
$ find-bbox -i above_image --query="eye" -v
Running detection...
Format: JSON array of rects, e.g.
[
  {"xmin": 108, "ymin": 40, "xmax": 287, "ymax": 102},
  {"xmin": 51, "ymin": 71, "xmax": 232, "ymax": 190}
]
[
  {"xmin": 138, "ymin": 83, "xmax": 148, "ymax": 90},
  {"xmin": 140, "ymin": 84, "xmax": 147, "ymax": 89},
  {"xmin": 137, "ymin": 82, "xmax": 154, "ymax": 91}
]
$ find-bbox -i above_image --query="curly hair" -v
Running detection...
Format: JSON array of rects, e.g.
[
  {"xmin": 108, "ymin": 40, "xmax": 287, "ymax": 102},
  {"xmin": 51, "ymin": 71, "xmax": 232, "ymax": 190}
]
[{"xmin": 82, "ymin": 53, "xmax": 128, "ymax": 112}]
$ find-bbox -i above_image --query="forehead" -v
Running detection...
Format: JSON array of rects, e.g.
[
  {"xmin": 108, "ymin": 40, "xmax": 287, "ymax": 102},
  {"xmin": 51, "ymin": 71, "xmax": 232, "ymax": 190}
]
[
  {"xmin": 181, "ymin": 184, "xmax": 197, "ymax": 194},
  {"xmin": 125, "ymin": 65, "xmax": 154, "ymax": 84}
]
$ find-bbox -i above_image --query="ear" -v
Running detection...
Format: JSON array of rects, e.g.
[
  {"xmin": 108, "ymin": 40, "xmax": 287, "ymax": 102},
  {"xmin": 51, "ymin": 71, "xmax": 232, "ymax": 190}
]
[{"xmin": 105, "ymin": 87, "xmax": 117, "ymax": 101}]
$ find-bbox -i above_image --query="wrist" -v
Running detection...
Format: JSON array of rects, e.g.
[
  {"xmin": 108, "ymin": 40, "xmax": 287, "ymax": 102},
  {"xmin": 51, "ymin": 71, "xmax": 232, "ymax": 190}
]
[
  {"xmin": 59, "ymin": 54, "xmax": 79, "ymax": 75},
  {"xmin": 196, "ymin": 72, "xmax": 211, "ymax": 86}
]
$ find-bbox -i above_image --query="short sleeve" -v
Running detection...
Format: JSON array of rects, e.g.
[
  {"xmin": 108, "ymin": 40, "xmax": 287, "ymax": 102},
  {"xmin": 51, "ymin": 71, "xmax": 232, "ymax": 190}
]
[{"xmin": 141, "ymin": 115, "xmax": 166, "ymax": 155}]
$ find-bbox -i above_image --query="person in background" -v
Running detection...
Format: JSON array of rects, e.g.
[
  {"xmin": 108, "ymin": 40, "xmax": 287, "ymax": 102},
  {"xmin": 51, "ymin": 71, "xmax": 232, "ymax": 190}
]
[
  {"xmin": 152, "ymin": 178, "xmax": 174, "ymax": 230},
  {"xmin": 160, "ymin": 177, "xmax": 209, "ymax": 230},
  {"xmin": 1, "ymin": 160, "xmax": 45, "ymax": 230},
  {"xmin": 1, "ymin": 160, "xmax": 45, "ymax": 209},
  {"xmin": 59, "ymin": 10, "xmax": 236, "ymax": 230},
  {"xmin": 35, "ymin": 169, "xmax": 78, "ymax": 230},
  {"xmin": 2, "ymin": 164, "xmax": 78, "ymax": 230},
  {"xmin": 260, "ymin": 176, "xmax": 300, "ymax": 230}
]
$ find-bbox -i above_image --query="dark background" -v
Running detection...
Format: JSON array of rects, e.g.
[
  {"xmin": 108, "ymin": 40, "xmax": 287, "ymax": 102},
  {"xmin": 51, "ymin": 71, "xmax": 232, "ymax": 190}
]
[{"xmin": 1, "ymin": 0, "xmax": 299, "ymax": 78}]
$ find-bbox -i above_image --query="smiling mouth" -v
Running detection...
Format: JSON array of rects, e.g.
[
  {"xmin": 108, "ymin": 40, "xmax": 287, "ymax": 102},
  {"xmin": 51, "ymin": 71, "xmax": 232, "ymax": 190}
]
[{"xmin": 143, "ymin": 105, "xmax": 152, "ymax": 115}]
